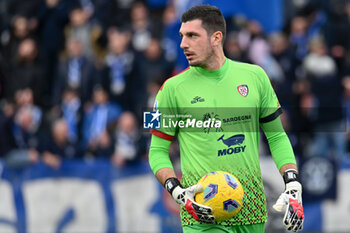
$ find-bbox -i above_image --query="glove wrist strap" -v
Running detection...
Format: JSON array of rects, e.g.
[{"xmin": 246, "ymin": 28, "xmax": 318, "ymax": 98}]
[
  {"xmin": 283, "ymin": 169, "xmax": 299, "ymax": 184},
  {"xmin": 164, "ymin": 177, "xmax": 181, "ymax": 195}
]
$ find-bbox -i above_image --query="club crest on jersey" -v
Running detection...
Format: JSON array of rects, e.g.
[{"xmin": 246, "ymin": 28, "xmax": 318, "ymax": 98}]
[{"xmin": 237, "ymin": 85, "xmax": 249, "ymax": 97}]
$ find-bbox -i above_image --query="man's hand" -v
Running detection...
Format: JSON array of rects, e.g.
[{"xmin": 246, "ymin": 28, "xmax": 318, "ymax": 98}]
[
  {"xmin": 165, "ymin": 177, "xmax": 215, "ymax": 224},
  {"xmin": 273, "ymin": 170, "xmax": 304, "ymax": 232}
]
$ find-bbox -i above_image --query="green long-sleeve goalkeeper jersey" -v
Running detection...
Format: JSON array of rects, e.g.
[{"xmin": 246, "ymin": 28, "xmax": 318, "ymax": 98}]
[{"xmin": 150, "ymin": 58, "xmax": 296, "ymax": 226}]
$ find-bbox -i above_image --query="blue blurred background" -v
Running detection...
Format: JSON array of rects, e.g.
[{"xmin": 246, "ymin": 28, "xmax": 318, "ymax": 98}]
[{"xmin": 0, "ymin": 0, "xmax": 350, "ymax": 232}]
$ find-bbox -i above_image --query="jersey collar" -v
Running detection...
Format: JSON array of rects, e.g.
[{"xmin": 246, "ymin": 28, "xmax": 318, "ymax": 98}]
[{"xmin": 191, "ymin": 57, "xmax": 228, "ymax": 79}]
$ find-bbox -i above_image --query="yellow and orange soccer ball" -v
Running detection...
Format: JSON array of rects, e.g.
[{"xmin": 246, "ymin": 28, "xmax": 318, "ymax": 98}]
[{"xmin": 195, "ymin": 171, "xmax": 244, "ymax": 221}]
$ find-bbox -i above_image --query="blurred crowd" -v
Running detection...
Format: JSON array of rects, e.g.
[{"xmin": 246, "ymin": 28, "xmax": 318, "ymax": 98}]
[{"xmin": 0, "ymin": 0, "xmax": 350, "ymax": 170}]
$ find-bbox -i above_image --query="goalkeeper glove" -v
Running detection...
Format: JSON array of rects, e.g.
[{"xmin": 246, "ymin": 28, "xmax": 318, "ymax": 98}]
[
  {"xmin": 273, "ymin": 169, "xmax": 304, "ymax": 232},
  {"xmin": 164, "ymin": 177, "xmax": 215, "ymax": 224}
]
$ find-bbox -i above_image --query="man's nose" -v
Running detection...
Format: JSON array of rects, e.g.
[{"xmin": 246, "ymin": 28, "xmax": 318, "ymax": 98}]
[{"xmin": 180, "ymin": 37, "xmax": 188, "ymax": 49}]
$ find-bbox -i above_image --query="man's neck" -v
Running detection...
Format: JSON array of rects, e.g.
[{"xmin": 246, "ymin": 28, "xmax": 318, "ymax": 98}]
[{"xmin": 202, "ymin": 50, "xmax": 226, "ymax": 70}]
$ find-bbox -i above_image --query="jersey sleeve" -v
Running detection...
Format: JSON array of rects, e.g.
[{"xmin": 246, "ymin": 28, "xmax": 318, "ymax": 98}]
[
  {"xmin": 150, "ymin": 80, "xmax": 178, "ymax": 141},
  {"xmin": 261, "ymin": 116, "xmax": 296, "ymax": 170},
  {"xmin": 149, "ymin": 134, "xmax": 173, "ymax": 174},
  {"xmin": 257, "ymin": 66, "xmax": 282, "ymax": 123}
]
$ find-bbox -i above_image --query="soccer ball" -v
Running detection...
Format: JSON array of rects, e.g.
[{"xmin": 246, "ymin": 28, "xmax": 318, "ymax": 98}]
[{"xmin": 195, "ymin": 171, "xmax": 244, "ymax": 221}]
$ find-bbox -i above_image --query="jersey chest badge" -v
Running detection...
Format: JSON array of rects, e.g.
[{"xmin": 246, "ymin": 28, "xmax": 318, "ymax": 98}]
[{"xmin": 237, "ymin": 85, "xmax": 249, "ymax": 97}]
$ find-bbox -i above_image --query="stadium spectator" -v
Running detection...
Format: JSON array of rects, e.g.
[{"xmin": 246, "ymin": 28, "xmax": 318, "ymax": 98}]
[
  {"xmin": 61, "ymin": 88, "xmax": 82, "ymax": 143},
  {"xmin": 130, "ymin": 1, "xmax": 161, "ymax": 52},
  {"xmin": 161, "ymin": 4, "xmax": 180, "ymax": 63},
  {"xmin": 89, "ymin": 130, "xmax": 115, "ymax": 158},
  {"xmin": 224, "ymin": 31, "xmax": 250, "ymax": 63},
  {"xmin": 112, "ymin": 111, "xmax": 147, "ymax": 167},
  {"xmin": 40, "ymin": 118, "xmax": 79, "ymax": 169},
  {"xmin": 0, "ymin": 105, "xmax": 40, "ymax": 168},
  {"xmin": 289, "ymin": 16, "xmax": 311, "ymax": 63},
  {"xmin": 81, "ymin": 85, "xmax": 122, "ymax": 156},
  {"xmin": 268, "ymin": 32, "xmax": 297, "ymax": 107},
  {"xmin": 36, "ymin": 0, "xmax": 75, "ymax": 104},
  {"xmin": 64, "ymin": 4, "xmax": 102, "ymax": 59},
  {"xmin": 245, "ymin": 20, "xmax": 269, "ymax": 65},
  {"xmin": 49, "ymin": 88, "xmax": 82, "ymax": 144},
  {"xmin": 14, "ymin": 88, "xmax": 42, "ymax": 131},
  {"xmin": 98, "ymin": 27, "xmax": 134, "ymax": 108},
  {"xmin": 1, "ymin": 15, "xmax": 33, "ymax": 63},
  {"xmin": 0, "ymin": 1, "xmax": 41, "ymax": 61},
  {"xmin": 324, "ymin": 0, "xmax": 350, "ymax": 74},
  {"xmin": 4, "ymin": 38, "xmax": 45, "ymax": 106},
  {"xmin": 52, "ymin": 37, "xmax": 96, "ymax": 106},
  {"xmin": 289, "ymin": 6, "xmax": 326, "ymax": 64},
  {"xmin": 303, "ymin": 37, "xmax": 337, "ymax": 78},
  {"xmin": 133, "ymin": 38, "xmax": 175, "ymax": 114},
  {"xmin": 106, "ymin": 0, "xmax": 136, "ymax": 28},
  {"xmin": 302, "ymin": 37, "xmax": 346, "ymax": 162}
]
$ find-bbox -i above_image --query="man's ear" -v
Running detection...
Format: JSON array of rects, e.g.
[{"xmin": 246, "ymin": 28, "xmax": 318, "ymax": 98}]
[{"xmin": 211, "ymin": 31, "xmax": 223, "ymax": 46}]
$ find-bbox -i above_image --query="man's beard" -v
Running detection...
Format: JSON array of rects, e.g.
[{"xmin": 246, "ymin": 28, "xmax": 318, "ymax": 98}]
[{"xmin": 188, "ymin": 49, "xmax": 213, "ymax": 68}]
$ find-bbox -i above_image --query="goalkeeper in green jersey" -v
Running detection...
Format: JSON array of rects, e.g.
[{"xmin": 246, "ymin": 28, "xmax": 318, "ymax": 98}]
[{"xmin": 148, "ymin": 5, "xmax": 304, "ymax": 233}]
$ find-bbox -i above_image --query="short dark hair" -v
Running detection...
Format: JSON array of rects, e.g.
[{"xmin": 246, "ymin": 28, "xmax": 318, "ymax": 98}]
[{"xmin": 181, "ymin": 5, "xmax": 226, "ymax": 44}]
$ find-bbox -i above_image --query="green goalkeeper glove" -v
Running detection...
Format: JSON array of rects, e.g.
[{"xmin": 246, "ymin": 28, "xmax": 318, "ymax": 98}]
[
  {"xmin": 164, "ymin": 177, "xmax": 215, "ymax": 224},
  {"xmin": 273, "ymin": 169, "xmax": 304, "ymax": 232}
]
